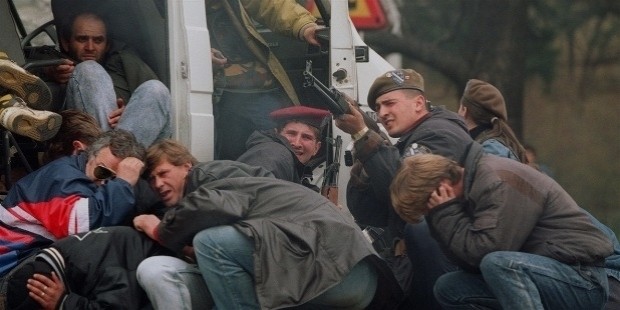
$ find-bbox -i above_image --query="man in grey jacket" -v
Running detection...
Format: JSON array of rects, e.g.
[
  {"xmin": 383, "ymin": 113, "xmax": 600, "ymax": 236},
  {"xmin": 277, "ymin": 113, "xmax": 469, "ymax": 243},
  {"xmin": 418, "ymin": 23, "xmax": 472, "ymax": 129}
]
[
  {"xmin": 390, "ymin": 142, "xmax": 613, "ymax": 309},
  {"xmin": 237, "ymin": 105, "xmax": 329, "ymax": 186},
  {"xmin": 133, "ymin": 139, "xmax": 391, "ymax": 309}
]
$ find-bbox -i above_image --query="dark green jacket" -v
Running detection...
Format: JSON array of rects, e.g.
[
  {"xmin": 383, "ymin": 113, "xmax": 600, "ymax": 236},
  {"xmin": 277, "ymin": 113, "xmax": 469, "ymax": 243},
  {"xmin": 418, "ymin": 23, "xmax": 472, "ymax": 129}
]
[
  {"xmin": 104, "ymin": 40, "xmax": 158, "ymax": 103},
  {"xmin": 217, "ymin": 0, "xmax": 317, "ymax": 104},
  {"xmin": 157, "ymin": 161, "xmax": 377, "ymax": 309}
]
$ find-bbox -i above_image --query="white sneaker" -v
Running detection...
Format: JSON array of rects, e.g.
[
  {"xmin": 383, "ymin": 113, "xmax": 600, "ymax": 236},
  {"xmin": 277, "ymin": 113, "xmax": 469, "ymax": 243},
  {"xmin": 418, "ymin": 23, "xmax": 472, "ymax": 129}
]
[
  {"xmin": 0, "ymin": 54, "xmax": 52, "ymax": 110},
  {"xmin": 0, "ymin": 95, "xmax": 61, "ymax": 141}
]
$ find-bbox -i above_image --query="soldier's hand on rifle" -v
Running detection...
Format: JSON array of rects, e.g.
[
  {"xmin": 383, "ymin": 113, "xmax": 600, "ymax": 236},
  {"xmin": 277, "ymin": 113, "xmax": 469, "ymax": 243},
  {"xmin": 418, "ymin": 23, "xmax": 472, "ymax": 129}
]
[{"xmin": 335, "ymin": 99, "xmax": 367, "ymax": 136}]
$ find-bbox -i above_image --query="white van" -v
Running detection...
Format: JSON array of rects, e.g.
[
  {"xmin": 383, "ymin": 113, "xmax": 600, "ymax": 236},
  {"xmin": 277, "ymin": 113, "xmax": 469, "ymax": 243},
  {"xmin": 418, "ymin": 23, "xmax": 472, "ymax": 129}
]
[{"xmin": 6, "ymin": 0, "xmax": 394, "ymax": 207}]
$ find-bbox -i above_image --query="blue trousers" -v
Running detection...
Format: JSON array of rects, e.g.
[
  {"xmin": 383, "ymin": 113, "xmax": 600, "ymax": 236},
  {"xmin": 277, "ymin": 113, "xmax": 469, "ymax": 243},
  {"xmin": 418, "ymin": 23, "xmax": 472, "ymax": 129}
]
[
  {"xmin": 434, "ymin": 251, "xmax": 609, "ymax": 310},
  {"xmin": 193, "ymin": 225, "xmax": 377, "ymax": 309},
  {"xmin": 404, "ymin": 219, "xmax": 459, "ymax": 309},
  {"xmin": 65, "ymin": 60, "xmax": 171, "ymax": 147}
]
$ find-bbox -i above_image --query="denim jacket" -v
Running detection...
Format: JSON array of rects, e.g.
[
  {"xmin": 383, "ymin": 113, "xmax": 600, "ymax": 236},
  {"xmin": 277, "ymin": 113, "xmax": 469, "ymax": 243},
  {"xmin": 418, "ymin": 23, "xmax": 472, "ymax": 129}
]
[{"xmin": 480, "ymin": 138, "xmax": 520, "ymax": 162}]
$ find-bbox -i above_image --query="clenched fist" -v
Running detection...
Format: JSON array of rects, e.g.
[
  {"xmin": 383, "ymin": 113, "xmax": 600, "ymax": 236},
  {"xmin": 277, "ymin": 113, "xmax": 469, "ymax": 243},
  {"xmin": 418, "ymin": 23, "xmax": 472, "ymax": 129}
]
[{"xmin": 115, "ymin": 157, "xmax": 145, "ymax": 186}]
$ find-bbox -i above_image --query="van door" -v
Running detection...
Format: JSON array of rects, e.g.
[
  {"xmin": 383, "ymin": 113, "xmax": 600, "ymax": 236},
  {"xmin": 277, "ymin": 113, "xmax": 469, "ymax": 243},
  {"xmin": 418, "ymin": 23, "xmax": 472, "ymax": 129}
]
[{"xmin": 170, "ymin": 0, "xmax": 394, "ymax": 207}]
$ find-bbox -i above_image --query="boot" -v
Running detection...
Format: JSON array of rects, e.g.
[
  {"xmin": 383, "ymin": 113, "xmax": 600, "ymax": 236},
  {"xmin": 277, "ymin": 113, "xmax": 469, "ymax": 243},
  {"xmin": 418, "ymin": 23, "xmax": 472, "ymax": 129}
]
[
  {"xmin": 0, "ymin": 94, "xmax": 61, "ymax": 141},
  {"xmin": 0, "ymin": 52, "xmax": 52, "ymax": 110}
]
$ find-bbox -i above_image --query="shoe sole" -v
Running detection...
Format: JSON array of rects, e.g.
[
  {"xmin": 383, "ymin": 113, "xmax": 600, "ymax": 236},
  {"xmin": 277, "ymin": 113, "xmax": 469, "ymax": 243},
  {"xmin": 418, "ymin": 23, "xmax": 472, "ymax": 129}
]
[
  {"xmin": 3, "ymin": 110, "xmax": 61, "ymax": 142},
  {"xmin": 0, "ymin": 62, "xmax": 52, "ymax": 110}
]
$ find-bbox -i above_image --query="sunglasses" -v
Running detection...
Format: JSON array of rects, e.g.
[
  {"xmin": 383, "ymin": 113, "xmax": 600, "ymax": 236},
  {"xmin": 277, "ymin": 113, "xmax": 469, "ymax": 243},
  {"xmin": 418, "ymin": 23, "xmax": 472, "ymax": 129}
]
[{"xmin": 94, "ymin": 165, "xmax": 117, "ymax": 180}]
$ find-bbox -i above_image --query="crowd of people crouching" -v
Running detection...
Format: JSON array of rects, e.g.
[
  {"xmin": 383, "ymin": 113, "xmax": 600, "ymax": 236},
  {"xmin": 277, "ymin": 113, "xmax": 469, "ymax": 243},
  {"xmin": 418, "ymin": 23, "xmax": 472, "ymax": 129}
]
[{"xmin": 0, "ymin": 50, "xmax": 618, "ymax": 310}]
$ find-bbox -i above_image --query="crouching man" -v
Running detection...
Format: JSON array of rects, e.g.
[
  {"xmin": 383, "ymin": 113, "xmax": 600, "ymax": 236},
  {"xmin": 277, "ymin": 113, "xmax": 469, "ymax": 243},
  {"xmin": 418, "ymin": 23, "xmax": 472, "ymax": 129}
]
[
  {"xmin": 389, "ymin": 142, "xmax": 612, "ymax": 309},
  {"xmin": 133, "ymin": 139, "xmax": 406, "ymax": 309}
]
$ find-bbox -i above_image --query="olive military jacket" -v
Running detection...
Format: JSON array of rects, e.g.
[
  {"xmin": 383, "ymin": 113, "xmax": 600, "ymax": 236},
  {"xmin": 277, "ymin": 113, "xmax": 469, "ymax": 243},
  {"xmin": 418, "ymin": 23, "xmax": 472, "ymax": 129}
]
[{"xmin": 217, "ymin": 0, "xmax": 317, "ymax": 104}]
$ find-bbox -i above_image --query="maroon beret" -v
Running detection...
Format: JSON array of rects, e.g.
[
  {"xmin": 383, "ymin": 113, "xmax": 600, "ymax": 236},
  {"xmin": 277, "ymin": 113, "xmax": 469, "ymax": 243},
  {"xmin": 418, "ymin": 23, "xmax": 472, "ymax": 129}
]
[{"xmin": 270, "ymin": 106, "xmax": 331, "ymax": 129}]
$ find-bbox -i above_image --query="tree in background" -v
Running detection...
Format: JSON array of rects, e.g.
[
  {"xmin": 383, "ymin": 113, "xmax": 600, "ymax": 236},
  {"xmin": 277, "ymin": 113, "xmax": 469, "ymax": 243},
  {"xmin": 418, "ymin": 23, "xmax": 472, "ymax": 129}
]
[{"xmin": 364, "ymin": 0, "xmax": 619, "ymax": 137}]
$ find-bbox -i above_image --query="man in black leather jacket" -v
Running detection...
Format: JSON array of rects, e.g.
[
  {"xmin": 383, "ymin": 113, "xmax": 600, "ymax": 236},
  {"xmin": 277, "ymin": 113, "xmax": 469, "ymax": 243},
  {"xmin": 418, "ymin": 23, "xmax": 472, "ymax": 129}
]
[{"xmin": 4, "ymin": 226, "xmax": 170, "ymax": 310}]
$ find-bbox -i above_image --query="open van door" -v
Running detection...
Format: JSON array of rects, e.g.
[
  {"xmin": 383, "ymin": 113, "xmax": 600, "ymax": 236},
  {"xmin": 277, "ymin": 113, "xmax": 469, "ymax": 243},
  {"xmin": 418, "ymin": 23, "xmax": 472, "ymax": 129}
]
[{"xmin": 170, "ymin": 0, "xmax": 393, "ymax": 207}]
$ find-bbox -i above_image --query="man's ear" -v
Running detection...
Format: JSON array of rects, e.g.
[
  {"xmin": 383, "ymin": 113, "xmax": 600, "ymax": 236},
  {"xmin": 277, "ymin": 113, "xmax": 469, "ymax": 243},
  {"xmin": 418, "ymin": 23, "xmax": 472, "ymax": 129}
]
[
  {"xmin": 72, "ymin": 140, "xmax": 87, "ymax": 155},
  {"xmin": 458, "ymin": 104, "xmax": 467, "ymax": 117},
  {"xmin": 312, "ymin": 141, "xmax": 322, "ymax": 156},
  {"xmin": 414, "ymin": 94, "xmax": 427, "ymax": 111},
  {"xmin": 183, "ymin": 162, "xmax": 193, "ymax": 171}
]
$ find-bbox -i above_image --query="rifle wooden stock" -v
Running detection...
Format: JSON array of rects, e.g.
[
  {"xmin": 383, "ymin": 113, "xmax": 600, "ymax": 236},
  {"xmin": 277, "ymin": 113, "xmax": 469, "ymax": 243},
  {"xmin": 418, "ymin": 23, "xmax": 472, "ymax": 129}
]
[
  {"xmin": 321, "ymin": 186, "xmax": 339, "ymax": 205},
  {"xmin": 321, "ymin": 135, "xmax": 342, "ymax": 205}
]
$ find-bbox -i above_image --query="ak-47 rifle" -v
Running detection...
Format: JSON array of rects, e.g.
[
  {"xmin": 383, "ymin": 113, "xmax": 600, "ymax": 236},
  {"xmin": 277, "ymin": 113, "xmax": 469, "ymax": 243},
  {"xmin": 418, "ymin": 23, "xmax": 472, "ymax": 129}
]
[
  {"xmin": 303, "ymin": 61, "xmax": 386, "ymax": 205},
  {"xmin": 321, "ymin": 135, "xmax": 342, "ymax": 205},
  {"xmin": 303, "ymin": 61, "xmax": 382, "ymax": 132},
  {"xmin": 303, "ymin": 60, "xmax": 383, "ymax": 168}
]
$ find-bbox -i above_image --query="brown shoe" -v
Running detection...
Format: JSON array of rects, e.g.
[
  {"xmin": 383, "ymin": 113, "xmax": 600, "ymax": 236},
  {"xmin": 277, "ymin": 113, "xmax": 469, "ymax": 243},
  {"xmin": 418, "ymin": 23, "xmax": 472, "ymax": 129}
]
[
  {"xmin": 0, "ymin": 94, "xmax": 61, "ymax": 141},
  {"xmin": 0, "ymin": 54, "xmax": 52, "ymax": 110}
]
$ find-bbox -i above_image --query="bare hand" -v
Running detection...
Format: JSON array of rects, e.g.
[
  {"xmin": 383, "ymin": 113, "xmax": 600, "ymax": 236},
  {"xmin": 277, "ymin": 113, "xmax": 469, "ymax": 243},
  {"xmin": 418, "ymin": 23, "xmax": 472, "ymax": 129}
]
[
  {"xmin": 133, "ymin": 214, "xmax": 161, "ymax": 239},
  {"xmin": 115, "ymin": 157, "xmax": 144, "ymax": 186},
  {"xmin": 427, "ymin": 183, "xmax": 457, "ymax": 209},
  {"xmin": 45, "ymin": 59, "xmax": 75, "ymax": 84},
  {"xmin": 27, "ymin": 272, "xmax": 65, "ymax": 310},
  {"xmin": 182, "ymin": 246, "xmax": 196, "ymax": 263},
  {"xmin": 302, "ymin": 24, "xmax": 321, "ymax": 46},
  {"xmin": 211, "ymin": 48, "xmax": 228, "ymax": 68},
  {"xmin": 335, "ymin": 99, "xmax": 366, "ymax": 135},
  {"xmin": 108, "ymin": 98, "xmax": 125, "ymax": 128}
]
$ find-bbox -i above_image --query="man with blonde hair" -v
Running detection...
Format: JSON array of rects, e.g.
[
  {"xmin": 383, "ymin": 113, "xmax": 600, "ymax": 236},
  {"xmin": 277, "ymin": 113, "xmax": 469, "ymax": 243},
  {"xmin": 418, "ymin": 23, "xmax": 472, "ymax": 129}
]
[
  {"xmin": 134, "ymin": 139, "xmax": 410, "ymax": 309},
  {"xmin": 389, "ymin": 154, "xmax": 461, "ymax": 224},
  {"xmin": 390, "ymin": 143, "xmax": 612, "ymax": 309}
]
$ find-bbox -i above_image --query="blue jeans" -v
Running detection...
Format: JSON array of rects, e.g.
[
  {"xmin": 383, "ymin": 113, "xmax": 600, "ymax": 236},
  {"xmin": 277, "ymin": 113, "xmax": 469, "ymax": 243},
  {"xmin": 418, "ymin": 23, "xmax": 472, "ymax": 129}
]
[
  {"xmin": 214, "ymin": 89, "xmax": 288, "ymax": 160},
  {"xmin": 64, "ymin": 61, "xmax": 171, "ymax": 147},
  {"xmin": 136, "ymin": 256, "xmax": 214, "ymax": 310},
  {"xmin": 434, "ymin": 251, "xmax": 609, "ymax": 310},
  {"xmin": 192, "ymin": 226, "xmax": 377, "ymax": 309},
  {"xmin": 404, "ymin": 219, "xmax": 459, "ymax": 309}
]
